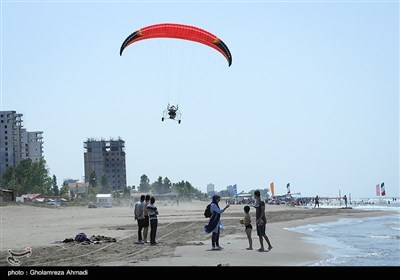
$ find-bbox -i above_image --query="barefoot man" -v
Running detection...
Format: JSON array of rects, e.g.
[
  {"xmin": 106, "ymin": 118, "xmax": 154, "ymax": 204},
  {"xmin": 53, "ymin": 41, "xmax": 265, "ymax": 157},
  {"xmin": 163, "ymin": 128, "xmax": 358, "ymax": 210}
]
[{"xmin": 253, "ymin": 190, "xmax": 273, "ymax": 252}]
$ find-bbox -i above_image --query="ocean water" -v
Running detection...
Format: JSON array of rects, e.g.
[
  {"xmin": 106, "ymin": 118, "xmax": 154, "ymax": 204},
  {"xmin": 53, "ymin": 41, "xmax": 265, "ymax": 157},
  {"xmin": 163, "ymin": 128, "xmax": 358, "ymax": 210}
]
[{"xmin": 286, "ymin": 206, "xmax": 400, "ymax": 266}]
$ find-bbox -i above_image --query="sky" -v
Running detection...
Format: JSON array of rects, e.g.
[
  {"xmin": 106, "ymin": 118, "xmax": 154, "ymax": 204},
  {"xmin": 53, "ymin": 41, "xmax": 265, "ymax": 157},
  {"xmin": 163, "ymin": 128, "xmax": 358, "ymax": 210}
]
[{"xmin": 1, "ymin": 0, "xmax": 398, "ymax": 198}]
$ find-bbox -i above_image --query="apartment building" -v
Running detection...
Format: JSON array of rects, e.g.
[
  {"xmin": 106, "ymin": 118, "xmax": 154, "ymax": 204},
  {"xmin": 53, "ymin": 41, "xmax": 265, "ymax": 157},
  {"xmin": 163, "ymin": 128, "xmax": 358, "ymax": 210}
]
[{"xmin": 0, "ymin": 111, "xmax": 43, "ymax": 176}]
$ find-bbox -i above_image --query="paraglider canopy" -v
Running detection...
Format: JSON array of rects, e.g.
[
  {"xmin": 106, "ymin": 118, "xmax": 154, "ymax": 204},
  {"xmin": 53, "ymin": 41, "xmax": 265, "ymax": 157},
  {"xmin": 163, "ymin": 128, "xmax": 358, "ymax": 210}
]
[
  {"xmin": 119, "ymin": 22, "xmax": 232, "ymax": 123},
  {"xmin": 120, "ymin": 23, "xmax": 232, "ymax": 67}
]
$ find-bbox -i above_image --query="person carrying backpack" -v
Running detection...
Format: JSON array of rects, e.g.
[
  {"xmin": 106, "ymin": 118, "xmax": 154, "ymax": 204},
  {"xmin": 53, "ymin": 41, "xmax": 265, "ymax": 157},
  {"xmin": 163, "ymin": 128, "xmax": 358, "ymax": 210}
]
[{"xmin": 204, "ymin": 195, "xmax": 230, "ymax": 250}]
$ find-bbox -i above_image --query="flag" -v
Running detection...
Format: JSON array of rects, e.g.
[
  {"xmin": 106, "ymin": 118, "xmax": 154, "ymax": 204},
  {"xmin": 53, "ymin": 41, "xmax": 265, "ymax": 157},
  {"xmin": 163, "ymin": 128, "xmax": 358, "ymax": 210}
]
[
  {"xmin": 286, "ymin": 183, "xmax": 291, "ymax": 195},
  {"xmin": 270, "ymin": 182, "xmax": 275, "ymax": 197},
  {"xmin": 381, "ymin": 182, "xmax": 386, "ymax": 196},
  {"xmin": 376, "ymin": 184, "xmax": 380, "ymax": 196}
]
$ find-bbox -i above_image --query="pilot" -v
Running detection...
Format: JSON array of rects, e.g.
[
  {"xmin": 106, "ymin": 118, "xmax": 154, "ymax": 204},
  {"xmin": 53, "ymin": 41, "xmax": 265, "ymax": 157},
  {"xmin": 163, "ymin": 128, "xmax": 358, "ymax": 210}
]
[{"xmin": 168, "ymin": 105, "xmax": 178, "ymax": 119}]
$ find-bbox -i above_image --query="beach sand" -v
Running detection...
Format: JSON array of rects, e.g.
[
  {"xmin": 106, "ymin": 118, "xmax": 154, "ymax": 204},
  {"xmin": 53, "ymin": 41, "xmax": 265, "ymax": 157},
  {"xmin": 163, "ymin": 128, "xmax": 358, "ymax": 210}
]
[{"xmin": 0, "ymin": 201, "xmax": 390, "ymax": 267}]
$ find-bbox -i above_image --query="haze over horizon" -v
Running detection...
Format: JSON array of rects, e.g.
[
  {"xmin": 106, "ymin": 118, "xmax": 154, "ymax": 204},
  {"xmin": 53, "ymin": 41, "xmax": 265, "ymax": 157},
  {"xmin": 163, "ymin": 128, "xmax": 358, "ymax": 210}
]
[{"xmin": 1, "ymin": 1, "xmax": 398, "ymax": 198}]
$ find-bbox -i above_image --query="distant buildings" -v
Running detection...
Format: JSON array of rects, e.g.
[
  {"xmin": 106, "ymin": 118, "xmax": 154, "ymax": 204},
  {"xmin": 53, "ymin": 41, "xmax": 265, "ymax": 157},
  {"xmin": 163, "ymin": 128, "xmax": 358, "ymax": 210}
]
[
  {"xmin": 207, "ymin": 183, "xmax": 215, "ymax": 197},
  {"xmin": 227, "ymin": 184, "xmax": 237, "ymax": 197},
  {"xmin": 83, "ymin": 138, "xmax": 127, "ymax": 190},
  {"xmin": 67, "ymin": 181, "xmax": 89, "ymax": 195},
  {"xmin": 0, "ymin": 111, "xmax": 43, "ymax": 176}
]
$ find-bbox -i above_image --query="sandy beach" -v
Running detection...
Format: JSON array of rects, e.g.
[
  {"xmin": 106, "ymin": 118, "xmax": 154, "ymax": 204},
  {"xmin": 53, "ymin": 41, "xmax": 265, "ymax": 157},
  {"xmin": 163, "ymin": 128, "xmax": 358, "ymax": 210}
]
[{"xmin": 0, "ymin": 201, "xmax": 391, "ymax": 267}]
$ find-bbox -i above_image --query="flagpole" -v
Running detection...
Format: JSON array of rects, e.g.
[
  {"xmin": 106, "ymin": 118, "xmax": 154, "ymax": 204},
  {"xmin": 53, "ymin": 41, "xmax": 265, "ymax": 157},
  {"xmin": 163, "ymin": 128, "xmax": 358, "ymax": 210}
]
[{"xmin": 339, "ymin": 189, "xmax": 341, "ymax": 207}]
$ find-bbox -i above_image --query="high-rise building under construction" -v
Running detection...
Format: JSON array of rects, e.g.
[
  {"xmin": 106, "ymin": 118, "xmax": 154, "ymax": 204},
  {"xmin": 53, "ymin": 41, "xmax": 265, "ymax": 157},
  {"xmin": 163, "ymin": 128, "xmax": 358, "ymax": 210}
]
[
  {"xmin": 83, "ymin": 138, "xmax": 127, "ymax": 190},
  {"xmin": 0, "ymin": 111, "xmax": 43, "ymax": 176}
]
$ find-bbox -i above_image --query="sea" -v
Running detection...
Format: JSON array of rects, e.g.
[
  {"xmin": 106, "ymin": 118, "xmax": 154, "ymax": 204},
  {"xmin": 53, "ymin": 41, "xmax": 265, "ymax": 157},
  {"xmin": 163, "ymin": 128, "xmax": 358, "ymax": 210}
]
[{"xmin": 285, "ymin": 200, "xmax": 400, "ymax": 266}]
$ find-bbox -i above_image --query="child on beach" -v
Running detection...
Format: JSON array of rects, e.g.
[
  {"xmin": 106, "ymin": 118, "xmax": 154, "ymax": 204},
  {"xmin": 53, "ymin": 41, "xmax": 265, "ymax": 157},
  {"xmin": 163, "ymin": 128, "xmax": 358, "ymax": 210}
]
[{"xmin": 242, "ymin": 205, "xmax": 253, "ymax": 250}]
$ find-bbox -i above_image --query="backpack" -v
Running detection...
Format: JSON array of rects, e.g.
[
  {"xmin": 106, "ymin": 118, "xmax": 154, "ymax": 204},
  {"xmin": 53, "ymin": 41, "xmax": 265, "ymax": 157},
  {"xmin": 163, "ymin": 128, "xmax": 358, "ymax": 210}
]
[{"xmin": 204, "ymin": 203, "xmax": 212, "ymax": 218}]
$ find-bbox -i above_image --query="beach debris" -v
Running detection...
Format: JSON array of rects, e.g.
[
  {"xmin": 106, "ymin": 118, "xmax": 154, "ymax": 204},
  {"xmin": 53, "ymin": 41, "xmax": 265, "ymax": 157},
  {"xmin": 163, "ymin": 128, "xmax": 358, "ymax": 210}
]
[
  {"xmin": 90, "ymin": 235, "xmax": 117, "ymax": 243},
  {"xmin": 59, "ymin": 233, "xmax": 117, "ymax": 245},
  {"xmin": 62, "ymin": 238, "xmax": 75, "ymax": 243},
  {"xmin": 217, "ymin": 263, "xmax": 230, "ymax": 266}
]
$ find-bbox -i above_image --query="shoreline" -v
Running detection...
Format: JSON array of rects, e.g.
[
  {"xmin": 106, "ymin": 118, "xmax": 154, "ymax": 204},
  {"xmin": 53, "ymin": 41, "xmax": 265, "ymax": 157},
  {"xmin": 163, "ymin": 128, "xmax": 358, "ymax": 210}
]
[
  {"xmin": 133, "ymin": 209, "xmax": 394, "ymax": 267},
  {"xmin": 0, "ymin": 202, "xmax": 395, "ymax": 266}
]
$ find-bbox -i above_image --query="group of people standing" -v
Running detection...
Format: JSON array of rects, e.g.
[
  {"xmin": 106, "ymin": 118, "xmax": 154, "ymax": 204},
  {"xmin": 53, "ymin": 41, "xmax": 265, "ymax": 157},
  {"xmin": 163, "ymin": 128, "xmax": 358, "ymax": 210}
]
[
  {"xmin": 134, "ymin": 194, "xmax": 159, "ymax": 245},
  {"xmin": 205, "ymin": 190, "xmax": 273, "ymax": 252}
]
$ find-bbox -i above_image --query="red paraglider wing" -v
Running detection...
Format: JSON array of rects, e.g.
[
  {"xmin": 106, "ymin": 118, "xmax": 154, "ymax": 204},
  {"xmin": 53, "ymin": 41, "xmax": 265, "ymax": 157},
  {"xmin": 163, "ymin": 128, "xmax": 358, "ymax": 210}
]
[{"xmin": 120, "ymin": 23, "xmax": 232, "ymax": 67}]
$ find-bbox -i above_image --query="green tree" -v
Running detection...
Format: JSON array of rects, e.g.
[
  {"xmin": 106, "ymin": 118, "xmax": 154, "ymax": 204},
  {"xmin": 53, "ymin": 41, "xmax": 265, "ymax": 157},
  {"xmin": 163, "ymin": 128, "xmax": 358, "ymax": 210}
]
[
  {"xmin": 172, "ymin": 180, "xmax": 202, "ymax": 199},
  {"xmin": 162, "ymin": 177, "xmax": 172, "ymax": 194},
  {"xmin": 52, "ymin": 175, "xmax": 59, "ymax": 196},
  {"xmin": 100, "ymin": 174, "xmax": 111, "ymax": 194},
  {"xmin": 60, "ymin": 181, "xmax": 69, "ymax": 198},
  {"xmin": 122, "ymin": 185, "xmax": 131, "ymax": 199},
  {"xmin": 218, "ymin": 190, "xmax": 231, "ymax": 198},
  {"xmin": 152, "ymin": 176, "xmax": 164, "ymax": 194},
  {"xmin": 0, "ymin": 157, "xmax": 52, "ymax": 196},
  {"xmin": 139, "ymin": 174, "xmax": 151, "ymax": 192},
  {"xmin": 87, "ymin": 183, "xmax": 98, "ymax": 201},
  {"xmin": 89, "ymin": 171, "xmax": 97, "ymax": 188}
]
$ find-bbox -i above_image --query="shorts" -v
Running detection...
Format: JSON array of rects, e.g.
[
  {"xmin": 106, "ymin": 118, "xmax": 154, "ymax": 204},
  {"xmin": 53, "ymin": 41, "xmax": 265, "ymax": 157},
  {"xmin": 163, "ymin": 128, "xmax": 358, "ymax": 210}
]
[
  {"xmin": 245, "ymin": 224, "xmax": 252, "ymax": 230},
  {"xmin": 137, "ymin": 218, "xmax": 145, "ymax": 227},
  {"xmin": 143, "ymin": 215, "xmax": 149, "ymax": 227},
  {"xmin": 256, "ymin": 223, "xmax": 266, "ymax": 236}
]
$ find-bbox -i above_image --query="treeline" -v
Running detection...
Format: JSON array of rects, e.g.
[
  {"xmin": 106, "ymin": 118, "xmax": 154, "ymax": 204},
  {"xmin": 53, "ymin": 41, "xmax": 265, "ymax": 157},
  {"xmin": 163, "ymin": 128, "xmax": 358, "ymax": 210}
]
[
  {"xmin": 0, "ymin": 158, "xmax": 205, "ymax": 200},
  {"xmin": 137, "ymin": 174, "xmax": 205, "ymax": 200},
  {"xmin": 0, "ymin": 158, "xmax": 58, "ymax": 196}
]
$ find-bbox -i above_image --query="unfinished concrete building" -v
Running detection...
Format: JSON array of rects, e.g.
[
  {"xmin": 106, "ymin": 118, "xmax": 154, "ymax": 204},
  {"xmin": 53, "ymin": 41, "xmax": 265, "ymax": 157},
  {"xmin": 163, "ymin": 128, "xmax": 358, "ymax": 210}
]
[
  {"xmin": 84, "ymin": 138, "xmax": 127, "ymax": 190},
  {"xmin": 0, "ymin": 111, "xmax": 43, "ymax": 176}
]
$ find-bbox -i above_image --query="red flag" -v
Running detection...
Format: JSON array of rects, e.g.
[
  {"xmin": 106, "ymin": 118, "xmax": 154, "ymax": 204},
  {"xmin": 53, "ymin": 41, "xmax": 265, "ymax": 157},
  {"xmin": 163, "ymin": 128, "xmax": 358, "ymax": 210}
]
[
  {"xmin": 381, "ymin": 182, "xmax": 386, "ymax": 196},
  {"xmin": 376, "ymin": 184, "xmax": 380, "ymax": 196},
  {"xmin": 270, "ymin": 182, "xmax": 275, "ymax": 197}
]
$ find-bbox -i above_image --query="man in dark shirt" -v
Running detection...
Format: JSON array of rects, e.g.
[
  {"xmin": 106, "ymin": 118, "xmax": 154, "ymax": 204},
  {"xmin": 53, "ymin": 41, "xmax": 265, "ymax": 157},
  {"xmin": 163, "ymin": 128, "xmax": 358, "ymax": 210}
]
[{"xmin": 253, "ymin": 190, "xmax": 273, "ymax": 252}]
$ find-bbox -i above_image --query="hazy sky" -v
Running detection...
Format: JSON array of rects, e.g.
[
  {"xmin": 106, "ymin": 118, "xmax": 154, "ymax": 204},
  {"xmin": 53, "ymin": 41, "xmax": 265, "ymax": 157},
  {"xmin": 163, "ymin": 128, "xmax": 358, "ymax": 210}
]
[{"xmin": 1, "ymin": 0, "xmax": 398, "ymax": 198}]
